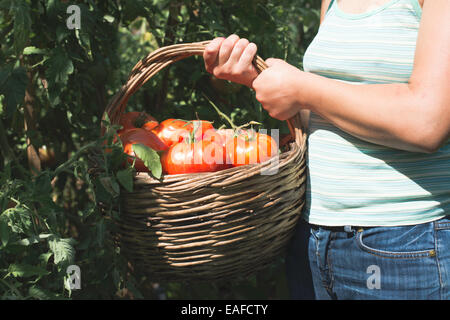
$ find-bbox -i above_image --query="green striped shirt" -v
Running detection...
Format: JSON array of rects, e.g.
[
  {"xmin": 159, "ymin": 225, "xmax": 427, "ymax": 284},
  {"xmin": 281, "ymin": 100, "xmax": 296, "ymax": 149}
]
[{"xmin": 302, "ymin": 0, "xmax": 450, "ymax": 226}]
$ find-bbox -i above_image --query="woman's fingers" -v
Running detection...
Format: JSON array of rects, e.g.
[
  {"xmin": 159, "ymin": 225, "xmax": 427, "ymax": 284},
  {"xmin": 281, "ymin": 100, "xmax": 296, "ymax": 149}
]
[
  {"xmin": 238, "ymin": 42, "xmax": 257, "ymax": 68},
  {"xmin": 218, "ymin": 34, "xmax": 240, "ymax": 66},
  {"xmin": 203, "ymin": 37, "xmax": 225, "ymax": 72},
  {"xmin": 227, "ymin": 38, "xmax": 250, "ymax": 66},
  {"xmin": 203, "ymin": 34, "xmax": 258, "ymax": 87}
]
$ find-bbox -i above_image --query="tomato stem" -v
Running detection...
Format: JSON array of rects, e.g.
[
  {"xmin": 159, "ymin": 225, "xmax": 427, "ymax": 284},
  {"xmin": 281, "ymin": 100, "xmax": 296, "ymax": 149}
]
[
  {"xmin": 53, "ymin": 141, "xmax": 98, "ymax": 177},
  {"xmin": 236, "ymin": 121, "xmax": 262, "ymax": 133},
  {"xmin": 203, "ymin": 93, "xmax": 238, "ymax": 130}
]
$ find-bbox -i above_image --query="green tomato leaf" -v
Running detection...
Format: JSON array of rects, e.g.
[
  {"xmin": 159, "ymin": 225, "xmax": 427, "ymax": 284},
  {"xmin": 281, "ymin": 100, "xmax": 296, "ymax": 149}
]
[
  {"xmin": 0, "ymin": 0, "xmax": 12, "ymax": 10},
  {"xmin": 99, "ymin": 176, "xmax": 120, "ymax": 197},
  {"xmin": 3, "ymin": 206, "xmax": 33, "ymax": 236},
  {"xmin": 93, "ymin": 177, "xmax": 114, "ymax": 203},
  {"xmin": 45, "ymin": 48, "xmax": 74, "ymax": 86},
  {"xmin": 33, "ymin": 172, "xmax": 53, "ymax": 197},
  {"xmin": 23, "ymin": 46, "xmax": 48, "ymax": 55},
  {"xmin": 0, "ymin": 217, "xmax": 10, "ymax": 247},
  {"xmin": 7, "ymin": 263, "xmax": 51, "ymax": 278},
  {"xmin": 75, "ymin": 29, "xmax": 93, "ymax": 61},
  {"xmin": 0, "ymin": 65, "xmax": 28, "ymax": 116},
  {"xmin": 116, "ymin": 168, "xmax": 134, "ymax": 193},
  {"xmin": 15, "ymin": 233, "xmax": 53, "ymax": 246},
  {"xmin": 28, "ymin": 285, "xmax": 60, "ymax": 300},
  {"xmin": 132, "ymin": 144, "xmax": 162, "ymax": 179},
  {"xmin": 39, "ymin": 252, "xmax": 54, "ymax": 265},
  {"xmin": 48, "ymin": 237, "xmax": 76, "ymax": 266},
  {"xmin": 10, "ymin": 0, "xmax": 32, "ymax": 54},
  {"xmin": 44, "ymin": 48, "xmax": 74, "ymax": 105}
]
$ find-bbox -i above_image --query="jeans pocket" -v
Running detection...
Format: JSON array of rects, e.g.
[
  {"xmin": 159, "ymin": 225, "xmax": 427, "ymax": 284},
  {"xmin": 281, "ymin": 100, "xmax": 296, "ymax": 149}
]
[{"xmin": 355, "ymin": 225, "xmax": 436, "ymax": 260}]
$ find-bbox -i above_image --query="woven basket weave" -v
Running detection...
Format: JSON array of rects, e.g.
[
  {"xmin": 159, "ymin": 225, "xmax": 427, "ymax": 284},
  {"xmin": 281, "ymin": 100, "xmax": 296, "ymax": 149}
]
[{"xmin": 102, "ymin": 41, "xmax": 307, "ymax": 281}]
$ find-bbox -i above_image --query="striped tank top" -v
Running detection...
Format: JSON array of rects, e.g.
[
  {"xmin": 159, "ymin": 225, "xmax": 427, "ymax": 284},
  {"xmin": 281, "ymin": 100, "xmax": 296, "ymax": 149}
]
[{"xmin": 302, "ymin": 0, "xmax": 450, "ymax": 226}]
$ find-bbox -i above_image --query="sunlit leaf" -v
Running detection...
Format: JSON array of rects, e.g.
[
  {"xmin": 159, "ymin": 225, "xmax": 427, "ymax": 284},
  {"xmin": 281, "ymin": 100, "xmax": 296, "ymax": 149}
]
[
  {"xmin": 7, "ymin": 263, "xmax": 50, "ymax": 278},
  {"xmin": 23, "ymin": 46, "xmax": 48, "ymax": 55},
  {"xmin": 132, "ymin": 144, "xmax": 162, "ymax": 179},
  {"xmin": 0, "ymin": 216, "xmax": 10, "ymax": 247},
  {"xmin": 48, "ymin": 237, "xmax": 76, "ymax": 266}
]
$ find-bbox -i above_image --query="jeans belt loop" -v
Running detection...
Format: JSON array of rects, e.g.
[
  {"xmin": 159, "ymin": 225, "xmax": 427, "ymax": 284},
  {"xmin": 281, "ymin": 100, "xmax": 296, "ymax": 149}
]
[{"xmin": 344, "ymin": 225, "xmax": 353, "ymax": 233}]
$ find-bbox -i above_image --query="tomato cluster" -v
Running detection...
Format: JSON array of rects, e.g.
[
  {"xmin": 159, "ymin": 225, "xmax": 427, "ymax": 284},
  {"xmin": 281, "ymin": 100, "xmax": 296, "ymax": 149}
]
[{"xmin": 117, "ymin": 111, "xmax": 278, "ymax": 175}]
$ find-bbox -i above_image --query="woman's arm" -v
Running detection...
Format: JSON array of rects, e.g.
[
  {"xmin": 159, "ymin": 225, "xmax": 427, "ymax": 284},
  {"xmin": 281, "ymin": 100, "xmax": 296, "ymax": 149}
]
[
  {"xmin": 252, "ymin": 0, "xmax": 450, "ymax": 153},
  {"xmin": 203, "ymin": 0, "xmax": 448, "ymax": 153}
]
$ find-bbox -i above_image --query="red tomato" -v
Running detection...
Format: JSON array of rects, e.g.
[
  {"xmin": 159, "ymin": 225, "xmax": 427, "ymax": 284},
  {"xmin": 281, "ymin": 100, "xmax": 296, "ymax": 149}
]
[
  {"xmin": 153, "ymin": 119, "xmax": 215, "ymax": 149},
  {"xmin": 161, "ymin": 139, "xmax": 229, "ymax": 174},
  {"xmin": 118, "ymin": 111, "xmax": 158, "ymax": 134},
  {"xmin": 152, "ymin": 119, "xmax": 190, "ymax": 148},
  {"xmin": 203, "ymin": 127, "xmax": 228, "ymax": 147},
  {"xmin": 216, "ymin": 128, "xmax": 249, "ymax": 147},
  {"xmin": 191, "ymin": 120, "xmax": 215, "ymax": 141},
  {"xmin": 215, "ymin": 128, "xmax": 235, "ymax": 147},
  {"xmin": 226, "ymin": 131, "xmax": 278, "ymax": 167},
  {"xmin": 120, "ymin": 128, "xmax": 167, "ymax": 172}
]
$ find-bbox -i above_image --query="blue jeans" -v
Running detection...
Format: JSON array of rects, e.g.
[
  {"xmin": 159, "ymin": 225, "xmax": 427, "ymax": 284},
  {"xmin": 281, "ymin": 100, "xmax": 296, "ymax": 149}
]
[{"xmin": 286, "ymin": 216, "xmax": 450, "ymax": 300}]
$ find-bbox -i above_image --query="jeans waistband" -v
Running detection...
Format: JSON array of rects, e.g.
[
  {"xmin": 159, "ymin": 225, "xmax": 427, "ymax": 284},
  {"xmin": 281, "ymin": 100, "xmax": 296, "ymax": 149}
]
[
  {"xmin": 309, "ymin": 215, "xmax": 450, "ymax": 233},
  {"xmin": 309, "ymin": 224, "xmax": 369, "ymax": 233}
]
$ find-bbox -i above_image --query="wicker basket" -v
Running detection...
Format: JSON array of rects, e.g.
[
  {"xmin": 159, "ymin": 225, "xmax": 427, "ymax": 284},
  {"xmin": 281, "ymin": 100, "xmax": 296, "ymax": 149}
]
[{"xmin": 102, "ymin": 41, "xmax": 307, "ymax": 281}]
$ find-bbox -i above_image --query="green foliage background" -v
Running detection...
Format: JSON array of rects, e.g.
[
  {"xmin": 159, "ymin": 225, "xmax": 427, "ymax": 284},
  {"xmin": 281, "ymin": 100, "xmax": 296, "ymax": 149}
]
[{"xmin": 0, "ymin": 0, "xmax": 320, "ymax": 299}]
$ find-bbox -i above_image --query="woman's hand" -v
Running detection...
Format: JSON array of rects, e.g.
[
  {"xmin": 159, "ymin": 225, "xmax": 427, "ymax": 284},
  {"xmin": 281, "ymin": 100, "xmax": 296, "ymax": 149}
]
[
  {"xmin": 204, "ymin": 35, "xmax": 305, "ymax": 121},
  {"xmin": 203, "ymin": 35, "xmax": 259, "ymax": 88},
  {"xmin": 252, "ymin": 58, "xmax": 305, "ymax": 120}
]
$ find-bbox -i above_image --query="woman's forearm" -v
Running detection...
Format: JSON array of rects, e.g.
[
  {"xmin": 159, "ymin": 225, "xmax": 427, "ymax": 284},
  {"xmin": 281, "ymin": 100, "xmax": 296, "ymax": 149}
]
[{"xmin": 300, "ymin": 71, "xmax": 447, "ymax": 153}]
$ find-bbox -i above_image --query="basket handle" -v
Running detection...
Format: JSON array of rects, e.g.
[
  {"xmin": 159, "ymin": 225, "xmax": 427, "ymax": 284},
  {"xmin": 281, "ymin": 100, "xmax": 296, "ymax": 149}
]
[{"xmin": 103, "ymin": 41, "xmax": 304, "ymax": 145}]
